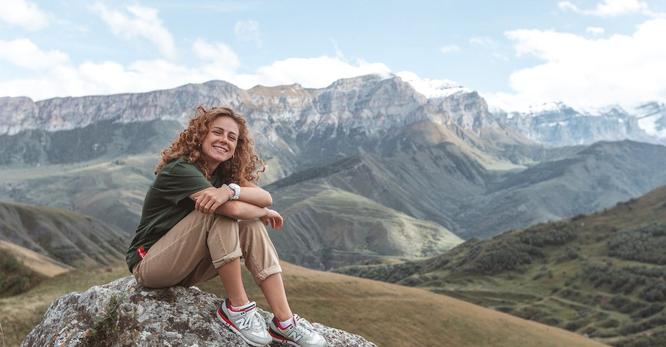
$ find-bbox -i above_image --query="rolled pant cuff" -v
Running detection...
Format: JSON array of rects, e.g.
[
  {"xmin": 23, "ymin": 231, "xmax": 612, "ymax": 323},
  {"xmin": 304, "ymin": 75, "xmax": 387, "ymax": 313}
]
[
  {"xmin": 254, "ymin": 265, "xmax": 283, "ymax": 284},
  {"xmin": 212, "ymin": 249, "xmax": 243, "ymax": 269}
]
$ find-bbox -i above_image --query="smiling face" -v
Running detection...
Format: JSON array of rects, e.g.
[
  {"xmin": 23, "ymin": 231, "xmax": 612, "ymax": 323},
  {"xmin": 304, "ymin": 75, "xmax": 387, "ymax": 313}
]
[{"xmin": 200, "ymin": 116, "xmax": 240, "ymax": 172}]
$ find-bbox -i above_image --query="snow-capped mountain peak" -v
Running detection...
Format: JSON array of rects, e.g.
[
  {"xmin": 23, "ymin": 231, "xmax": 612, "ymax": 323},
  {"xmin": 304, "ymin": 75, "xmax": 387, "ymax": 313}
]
[{"xmin": 396, "ymin": 71, "xmax": 470, "ymax": 98}]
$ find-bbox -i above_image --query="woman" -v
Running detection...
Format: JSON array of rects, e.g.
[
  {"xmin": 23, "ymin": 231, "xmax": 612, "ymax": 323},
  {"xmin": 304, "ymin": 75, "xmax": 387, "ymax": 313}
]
[{"xmin": 126, "ymin": 106, "xmax": 327, "ymax": 347}]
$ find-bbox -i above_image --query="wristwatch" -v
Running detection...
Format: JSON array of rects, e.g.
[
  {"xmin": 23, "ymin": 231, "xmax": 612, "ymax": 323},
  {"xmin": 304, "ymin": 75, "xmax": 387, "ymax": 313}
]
[{"xmin": 228, "ymin": 183, "xmax": 241, "ymax": 200}]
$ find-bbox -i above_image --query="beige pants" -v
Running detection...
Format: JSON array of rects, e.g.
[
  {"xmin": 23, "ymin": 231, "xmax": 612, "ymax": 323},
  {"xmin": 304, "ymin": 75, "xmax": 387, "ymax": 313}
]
[{"xmin": 133, "ymin": 210, "xmax": 282, "ymax": 288}]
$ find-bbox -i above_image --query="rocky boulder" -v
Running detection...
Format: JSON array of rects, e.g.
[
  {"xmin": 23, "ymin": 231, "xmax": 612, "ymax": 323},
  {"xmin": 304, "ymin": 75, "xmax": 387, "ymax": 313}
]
[{"xmin": 21, "ymin": 276, "xmax": 375, "ymax": 347}]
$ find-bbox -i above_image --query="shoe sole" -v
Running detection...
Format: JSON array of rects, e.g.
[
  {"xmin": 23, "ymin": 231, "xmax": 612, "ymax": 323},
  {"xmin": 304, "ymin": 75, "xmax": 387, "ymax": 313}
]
[
  {"xmin": 217, "ymin": 306, "xmax": 269, "ymax": 347},
  {"xmin": 269, "ymin": 329, "xmax": 300, "ymax": 346}
]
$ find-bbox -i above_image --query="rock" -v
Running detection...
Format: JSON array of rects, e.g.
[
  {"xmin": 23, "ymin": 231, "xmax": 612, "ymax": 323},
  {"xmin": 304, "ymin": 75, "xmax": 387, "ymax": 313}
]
[{"xmin": 21, "ymin": 276, "xmax": 375, "ymax": 347}]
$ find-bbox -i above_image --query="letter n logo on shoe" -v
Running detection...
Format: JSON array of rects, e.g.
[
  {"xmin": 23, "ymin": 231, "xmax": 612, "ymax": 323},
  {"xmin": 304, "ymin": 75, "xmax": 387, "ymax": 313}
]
[{"xmin": 238, "ymin": 317, "xmax": 252, "ymax": 330}]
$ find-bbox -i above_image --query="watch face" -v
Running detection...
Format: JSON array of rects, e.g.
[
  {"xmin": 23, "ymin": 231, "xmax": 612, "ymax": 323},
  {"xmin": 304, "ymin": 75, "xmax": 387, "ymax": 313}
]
[{"xmin": 229, "ymin": 184, "xmax": 240, "ymax": 199}]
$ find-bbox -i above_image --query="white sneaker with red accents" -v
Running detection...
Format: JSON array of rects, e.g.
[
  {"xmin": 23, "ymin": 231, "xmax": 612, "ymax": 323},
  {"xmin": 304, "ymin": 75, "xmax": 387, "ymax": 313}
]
[
  {"xmin": 216, "ymin": 299, "xmax": 271, "ymax": 347},
  {"xmin": 268, "ymin": 314, "xmax": 327, "ymax": 347}
]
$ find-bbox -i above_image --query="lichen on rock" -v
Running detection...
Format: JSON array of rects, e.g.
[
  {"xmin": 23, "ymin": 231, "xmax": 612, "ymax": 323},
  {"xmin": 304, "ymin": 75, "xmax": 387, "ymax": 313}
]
[{"xmin": 21, "ymin": 276, "xmax": 375, "ymax": 347}]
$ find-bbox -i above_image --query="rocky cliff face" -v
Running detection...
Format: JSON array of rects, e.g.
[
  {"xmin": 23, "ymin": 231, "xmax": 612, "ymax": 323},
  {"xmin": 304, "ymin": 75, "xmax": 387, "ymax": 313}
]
[
  {"xmin": 22, "ymin": 276, "xmax": 375, "ymax": 347},
  {"xmin": 0, "ymin": 74, "xmax": 527, "ymax": 174},
  {"xmin": 2, "ymin": 76, "xmax": 665, "ymax": 165},
  {"xmin": 0, "ymin": 97, "xmax": 39, "ymax": 135}
]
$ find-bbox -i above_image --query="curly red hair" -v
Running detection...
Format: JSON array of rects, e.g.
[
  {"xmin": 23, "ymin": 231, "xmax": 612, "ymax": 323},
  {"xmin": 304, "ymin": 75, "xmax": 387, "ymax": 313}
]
[{"xmin": 155, "ymin": 106, "xmax": 265, "ymax": 184}]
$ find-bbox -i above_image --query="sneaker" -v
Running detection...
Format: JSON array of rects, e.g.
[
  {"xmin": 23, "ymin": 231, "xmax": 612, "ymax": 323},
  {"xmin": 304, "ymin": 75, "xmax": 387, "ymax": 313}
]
[
  {"xmin": 268, "ymin": 314, "xmax": 327, "ymax": 347},
  {"xmin": 216, "ymin": 299, "xmax": 271, "ymax": 347}
]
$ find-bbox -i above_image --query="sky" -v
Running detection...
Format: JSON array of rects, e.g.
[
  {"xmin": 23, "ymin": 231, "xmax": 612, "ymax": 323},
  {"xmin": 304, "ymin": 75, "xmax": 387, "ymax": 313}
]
[{"xmin": 0, "ymin": 0, "xmax": 665, "ymax": 111}]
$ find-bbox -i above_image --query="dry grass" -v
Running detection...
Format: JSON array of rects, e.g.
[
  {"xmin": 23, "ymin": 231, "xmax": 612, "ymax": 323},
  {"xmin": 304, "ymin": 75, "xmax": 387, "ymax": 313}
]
[
  {"xmin": 200, "ymin": 261, "xmax": 608, "ymax": 347},
  {"xmin": 0, "ymin": 241, "xmax": 71, "ymax": 277},
  {"xmin": 1, "ymin": 261, "xmax": 607, "ymax": 347}
]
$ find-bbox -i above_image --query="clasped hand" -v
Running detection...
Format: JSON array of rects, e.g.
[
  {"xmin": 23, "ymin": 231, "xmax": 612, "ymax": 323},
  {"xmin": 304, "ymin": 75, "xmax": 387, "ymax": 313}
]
[
  {"xmin": 194, "ymin": 187, "xmax": 231, "ymax": 214},
  {"xmin": 260, "ymin": 208, "xmax": 284, "ymax": 229},
  {"xmin": 194, "ymin": 187, "xmax": 284, "ymax": 230}
]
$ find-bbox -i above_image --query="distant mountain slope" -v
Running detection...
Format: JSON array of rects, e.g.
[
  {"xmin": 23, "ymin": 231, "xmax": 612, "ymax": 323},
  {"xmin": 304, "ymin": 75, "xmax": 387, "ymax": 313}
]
[
  {"xmin": 271, "ymin": 140, "xmax": 491, "ymax": 225},
  {"xmin": 0, "ymin": 155, "xmax": 156, "ymax": 232},
  {"xmin": 2, "ymin": 139, "xmax": 665, "ymax": 267},
  {"xmin": 269, "ymin": 186, "xmax": 463, "ymax": 269},
  {"xmin": 0, "ymin": 201, "xmax": 129, "ymax": 267},
  {"xmin": 337, "ymin": 186, "xmax": 666, "ymax": 346},
  {"xmin": 460, "ymin": 140, "xmax": 666, "ymax": 238},
  {"xmin": 270, "ymin": 140, "xmax": 666, "ymax": 238},
  {"xmin": 0, "ymin": 119, "xmax": 181, "ymax": 166}
]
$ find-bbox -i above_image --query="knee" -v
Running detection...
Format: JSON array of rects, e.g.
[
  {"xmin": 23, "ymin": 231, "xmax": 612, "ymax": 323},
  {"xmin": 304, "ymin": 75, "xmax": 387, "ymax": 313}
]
[
  {"xmin": 253, "ymin": 266, "xmax": 283, "ymax": 285},
  {"xmin": 240, "ymin": 219, "xmax": 269, "ymax": 237},
  {"xmin": 239, "ymin": 220, "xmax": 274, "ymax": 249},
  {"xmin": 239, "ymin": 219, "xmax": 266, "ymax": 232},
  {"xmin": 209, "ymin": 213, "xmax": 239, "ymax": 231},
  {"xmin": 188, "ymin": 210, "xmax": 238, "ymax": 229}
]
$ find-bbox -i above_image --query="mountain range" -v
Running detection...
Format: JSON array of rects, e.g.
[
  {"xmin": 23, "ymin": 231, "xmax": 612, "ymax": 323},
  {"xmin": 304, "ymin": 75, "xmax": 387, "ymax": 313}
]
[
  {"xmin": 494, "ymin": 101, "xmax": 666, "ymax": 147},
  {"xmin": 1, "ymin": 74, "xmax": 666, "ymax": 270}
]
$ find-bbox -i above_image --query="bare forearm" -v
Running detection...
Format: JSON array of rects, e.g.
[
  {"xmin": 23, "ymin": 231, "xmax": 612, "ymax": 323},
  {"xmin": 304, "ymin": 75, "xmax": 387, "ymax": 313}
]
[
  {"xmin": 238, "ymin": 186, "xmax": 272, "ymax": 207},
  {"xmin": 215, "ymin": 201, "xmax": 268, "ymax": 220}
]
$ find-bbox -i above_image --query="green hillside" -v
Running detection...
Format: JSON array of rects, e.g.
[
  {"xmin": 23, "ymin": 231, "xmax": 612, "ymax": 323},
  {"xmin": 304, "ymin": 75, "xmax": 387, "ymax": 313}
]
[
  {"xmin": 270, "ymin": 186, "xmax": 463, "ymax": 269},
  {"xmin": 0, "ymin": 251, "xmax": 45, "ymax": 297},
  {"xmin": 0, "ymin": 201, "xmax": 130, "ymax": 267},
  {"xmin": 337, "ymin": 186, "xmax": 666, "ymax": 346}
]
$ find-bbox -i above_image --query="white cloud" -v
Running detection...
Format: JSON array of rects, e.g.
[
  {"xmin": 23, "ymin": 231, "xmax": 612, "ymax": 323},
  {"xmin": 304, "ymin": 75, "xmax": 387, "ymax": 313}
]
[
  {"xmin": 0, "ymin": 39, "xmax": 68, "ymax": 70},
  {"xmin": 193, "ymin": 39, "xmax": 240, "ymax": 70},
  {"xmin": 0, "ymin": 0, "xmax": 48, "ymax": 30},
  {"xmin": 237, "ymin": 56, "xmax": 391, "ymax": 88},
  {"xmin": 586, "ymin": 26, "xmax": 605, "ymax": 35},
  {"xmin": 485, "ymin": 18, "xmax": 666, "ymax": 111},
  {"xmin": 558, "ymin": 1, "xmax": 579, "ymax": 12},
  {"xmin": 90, "ymin": 3, "xmax": 176, "ymax": 59},
  {"xmin": 558, "ymin": 0, "xmax": 661, "ymax": 17},
  {"xmin": 594, "ymin": 0, "xmax": 648, "ymax": 16},
  {"xmin": 469, "ymin": 36, "xmax": 495, "ymax": 47},
  {"xmin": 440, "ymin": 45, "xmax": 461, "ymax": 55},
  {"xmin": 0, "ymin": 38, "xmax": 393, "ymax": 100},
  {"xmin": 234, "ymin": 20, "xmax": 261, "ymax": 46}
]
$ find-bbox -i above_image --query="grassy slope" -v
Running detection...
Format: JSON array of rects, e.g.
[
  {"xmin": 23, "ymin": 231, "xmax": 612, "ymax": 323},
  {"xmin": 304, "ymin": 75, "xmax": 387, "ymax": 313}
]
[
  {"xmin": 0, "ymin": 261, "xmax": 605, "ymax": 347},
  {"xmin": 0, "ymin": 252, "xmax": 45, "ymax": 298},
  {"xmin": 270, "ymin": 186, "xmax": 463, "ymax": 269},
  {"xmin": 338, "ymin": 186, "xmax": 666, "ymax": 346},
  {"xmin": 0, "ymin": 240, "xmax": 71, "ymax": 277},
  {"xmin": 0, "ymin": 201, "xmax": 130, "ymax": 268}
]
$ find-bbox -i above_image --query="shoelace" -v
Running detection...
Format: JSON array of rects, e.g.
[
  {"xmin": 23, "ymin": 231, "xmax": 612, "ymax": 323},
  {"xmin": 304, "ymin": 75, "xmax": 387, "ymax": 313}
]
[
  {"xmin": 240, "ymin": 309, "xmax": 263, "ymax": 330},
  {"xmin": 291, "ymin": 315, "xmax": 317, "ymax": 339},
  {"xmin": 295, "ymin": 315, "xmax": 316, "ymax": 329}
]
